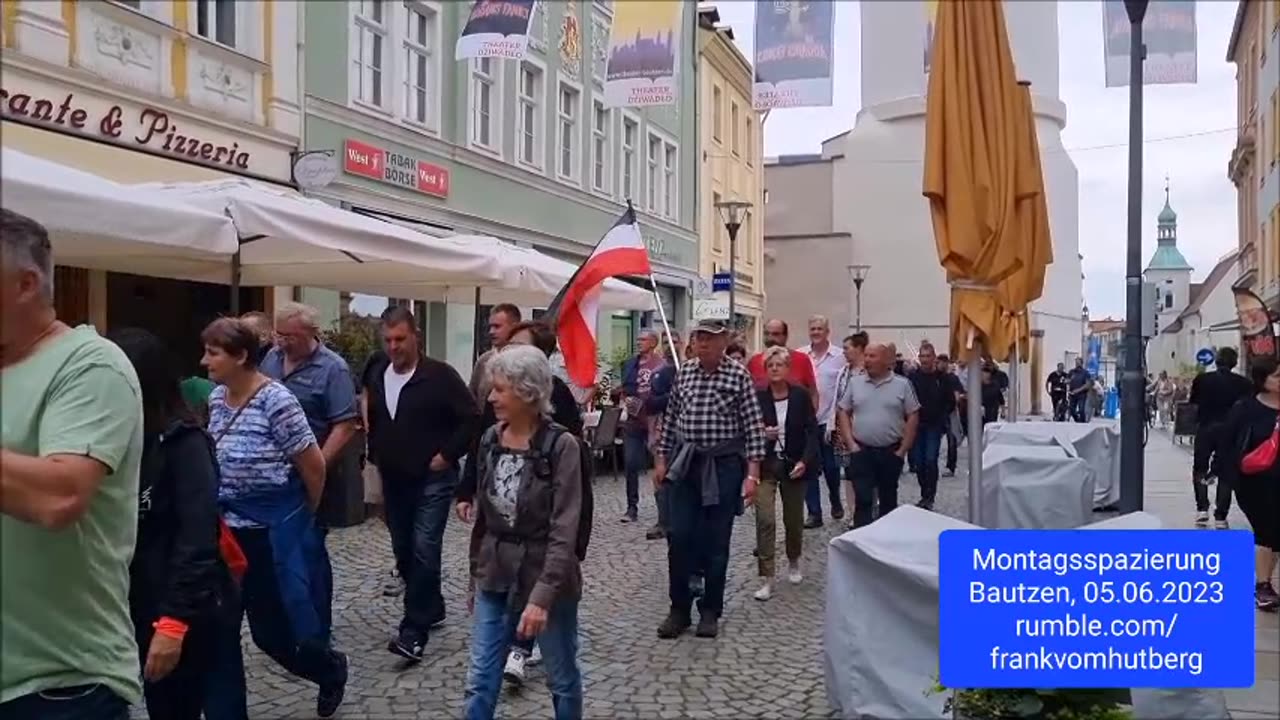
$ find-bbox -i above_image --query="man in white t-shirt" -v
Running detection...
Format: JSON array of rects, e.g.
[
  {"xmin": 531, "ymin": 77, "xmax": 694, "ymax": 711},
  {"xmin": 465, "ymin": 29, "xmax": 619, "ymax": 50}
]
[{"xmin": 800, "ymin": 315, "xmax": 846, "ymax": 527}]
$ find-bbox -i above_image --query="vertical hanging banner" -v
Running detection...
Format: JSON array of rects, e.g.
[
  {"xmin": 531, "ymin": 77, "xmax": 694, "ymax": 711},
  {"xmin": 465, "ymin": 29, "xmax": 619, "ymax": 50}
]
[
  {"xmin": 752, "ymin": 0, "xmax": 835, "ymax": 110},
  {"xmin": 603, "ymin": 0, "xmax": 683, "ymax": 107},
  {"xmin": 455, "ymin": 0, "xmax": 538, "ymax": 60},
  {"xmin": 1102, "ymin": 0, "xmax": 1198, "ymax": 87},
  {"xmin": 1234, "ymin": 288, "xmax": 1278, "ymax": 361},
  {"xmin": 924, "ymin": 0, "xmax": 938, "ymax": 75}
]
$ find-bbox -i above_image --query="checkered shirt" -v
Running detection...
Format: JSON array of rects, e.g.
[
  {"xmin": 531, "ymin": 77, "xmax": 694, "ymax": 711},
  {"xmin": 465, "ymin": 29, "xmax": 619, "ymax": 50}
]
[{"xmin": 658, "ymin": 356, "xmax": 767, "ymax": 461}]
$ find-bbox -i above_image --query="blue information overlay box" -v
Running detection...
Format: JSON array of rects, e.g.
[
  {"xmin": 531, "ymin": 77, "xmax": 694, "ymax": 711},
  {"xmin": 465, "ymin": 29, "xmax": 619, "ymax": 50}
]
[{"xmin": 940, "ymin": 530, "xmax": 1254, "ymax": 689}]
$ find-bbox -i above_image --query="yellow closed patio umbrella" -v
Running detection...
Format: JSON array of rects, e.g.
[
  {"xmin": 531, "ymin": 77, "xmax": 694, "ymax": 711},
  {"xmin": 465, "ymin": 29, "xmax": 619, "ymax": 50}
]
[
  {"xmin": 995, "ymin": 81, "xmax": 1055, "ymax": 360},
  {"xmin": 923, "ymin": 0, "xmax": 1037, "ymax": 363}
]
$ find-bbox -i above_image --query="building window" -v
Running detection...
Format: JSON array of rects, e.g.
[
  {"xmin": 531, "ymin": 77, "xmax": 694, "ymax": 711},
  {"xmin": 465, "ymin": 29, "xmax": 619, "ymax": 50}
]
[
  {"xmin": 712, "ymin": 85, "xmax": 723, "ymax": 143},
  {"xmin": 353, "ymin": 0, "xmax": 388, "ymax": 108},
  {"xmin": 470, "ymin": 58, "xmax": 500, "ymax": 151},
  {"xmin": 730, "ymin": 101, "xmax": 740, "ymax": 156},
  {"xmin": 646, "ymin": 132, "xmax": 677, "ymax": 219},
  {"xmin": 711, "ymin": 191, "xmax": 723, "ymax": 251},
  {"xmin": 591, "ymin": 100, "xmax": 611, "ymax": 194},
  {"xmin": 663, "ymin": 143, "xmax": 677, "ymax": 219},
  {"xmin": 196, "ymin": 0, "xmax": 237, "ymax": 48},
  {"xmin": 621, "ymin": 115, "xmax": 638, "ymax": 202},
  {"xmin": 403, "ymin": 3, "xmax": 438, "ymax": 127},
  {"xmin": 517, "ymin": 60, "xmax": 545, "ymax": 169},
  {"xmin": 557, "ymin": 80, "xmax": 581, "ymax": 181},
  {"xmin": 646, "ymin": 135, "xmax": 660, "ymax": 211}
]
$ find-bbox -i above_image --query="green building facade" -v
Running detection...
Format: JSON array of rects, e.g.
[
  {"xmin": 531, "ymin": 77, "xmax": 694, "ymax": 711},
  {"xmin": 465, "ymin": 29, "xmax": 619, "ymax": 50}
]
[{"xmin": 300, "ymin": 0, "xmax": 700, "ymax": 375}]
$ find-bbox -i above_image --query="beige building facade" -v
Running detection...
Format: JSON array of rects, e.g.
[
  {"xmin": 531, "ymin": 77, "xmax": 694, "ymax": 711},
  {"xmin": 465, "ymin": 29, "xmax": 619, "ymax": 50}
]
[
  {"xmin": 1227, "ymin": 0, "xmax": 1280, "ymax": 366},
  {"xmin": 762, "ymin": 149, "xmax": 854, "ymax": 340},
  {"xmin": 697, "ymin": 6, "xmax": 764, "ymax": 348}
]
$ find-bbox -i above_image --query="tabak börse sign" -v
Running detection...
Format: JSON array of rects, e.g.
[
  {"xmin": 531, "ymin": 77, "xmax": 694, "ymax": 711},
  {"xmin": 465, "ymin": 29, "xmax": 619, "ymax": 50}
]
[{"xmin": 343, "ymin": 139, "xmax": 450, "ymax": 198}]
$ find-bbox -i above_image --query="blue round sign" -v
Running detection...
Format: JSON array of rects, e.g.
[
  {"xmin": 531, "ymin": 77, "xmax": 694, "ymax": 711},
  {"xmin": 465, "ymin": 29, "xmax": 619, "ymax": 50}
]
[{"xmin": 1196, "ymin": 348, "xmax": 1216, "ymax": 366}]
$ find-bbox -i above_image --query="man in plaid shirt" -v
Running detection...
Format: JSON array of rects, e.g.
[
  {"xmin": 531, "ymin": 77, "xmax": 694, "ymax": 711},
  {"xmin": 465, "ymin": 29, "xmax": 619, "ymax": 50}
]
[{"xmin": 654, "ymin": 319, "xmax": 766, "ymax": 639}]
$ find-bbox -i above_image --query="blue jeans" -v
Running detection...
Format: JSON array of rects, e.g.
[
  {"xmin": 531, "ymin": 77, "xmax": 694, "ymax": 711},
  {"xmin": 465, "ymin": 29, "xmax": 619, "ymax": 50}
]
[
  {"xmin": 233, "ymin": 526, "xmax": 346, "ymax": 688},
  {"xmin": 909, "ymin": 426, "xmax": 944, "ymax": 504},
  {"xmin": 383, "ymin": 468, "xmax": 456, "ymax": 638},
  {"xmin": 0, "ymin": 684, "xmax": 128, "ymax": 720},
  {"xmin": 464, "ymin": 590, "xmax": 582, "ymax": 720},
  {"xmin": 667, "ymin": 454, "xmax": 743, "ymax": 616},
  {"xmin": 805, "ymin": 424, "xmax": 844, "ymax": 518},
  {"xmin": 622, "ymin": 429, "xmax": 650, "ymax": 518}
]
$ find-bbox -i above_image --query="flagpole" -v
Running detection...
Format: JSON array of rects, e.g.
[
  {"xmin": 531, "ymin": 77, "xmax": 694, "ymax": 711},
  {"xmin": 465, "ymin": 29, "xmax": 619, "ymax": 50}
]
[{"xmin": 648, "ymin": 273, "xmax": 678, "ymax": 360}]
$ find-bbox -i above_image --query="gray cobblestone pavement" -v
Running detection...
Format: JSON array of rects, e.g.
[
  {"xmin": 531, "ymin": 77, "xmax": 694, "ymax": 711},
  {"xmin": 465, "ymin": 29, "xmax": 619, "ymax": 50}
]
[{"xmin": 227, "ymin": 459, "xmax": 973, "ymax": 719}]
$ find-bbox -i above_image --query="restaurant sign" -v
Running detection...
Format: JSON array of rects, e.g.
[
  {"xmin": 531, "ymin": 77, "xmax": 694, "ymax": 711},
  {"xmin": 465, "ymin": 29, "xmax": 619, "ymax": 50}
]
[
  {"xmin": 1, "ymin": 87, "xmax": 253, "ymax": 170},
  {"xmin": 342, "ymin": 139, "xmax": 450, "ymax": 198}
]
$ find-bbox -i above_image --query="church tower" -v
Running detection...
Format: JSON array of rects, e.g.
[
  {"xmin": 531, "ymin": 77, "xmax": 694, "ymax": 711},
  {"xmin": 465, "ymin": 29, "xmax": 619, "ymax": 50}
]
[{"xmin": 1143, "ymin": 179, "xmax": 1192, "ymax": 334}]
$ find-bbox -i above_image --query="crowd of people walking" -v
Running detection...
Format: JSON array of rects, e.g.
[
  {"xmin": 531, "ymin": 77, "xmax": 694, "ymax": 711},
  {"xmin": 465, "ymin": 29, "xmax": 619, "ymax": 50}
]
[{"xmin": 3, "ymin": 205, "xmax": 1278, "ymax": 720}]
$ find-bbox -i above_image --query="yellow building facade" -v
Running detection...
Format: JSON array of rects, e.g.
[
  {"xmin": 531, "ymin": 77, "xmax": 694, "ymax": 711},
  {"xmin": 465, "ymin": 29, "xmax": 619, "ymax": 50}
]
[
  {"xmin": 2, "ymin": 0, "xmax": 300, "ymax": 344},
  {"xmin": 697, "ymin": 6, "xmax": 764, "ymax": 349}
]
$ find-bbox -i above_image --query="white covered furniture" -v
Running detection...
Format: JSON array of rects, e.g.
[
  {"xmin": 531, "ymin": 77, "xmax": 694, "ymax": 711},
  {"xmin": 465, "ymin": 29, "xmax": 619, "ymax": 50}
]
[
  {"xmin": 978, "ymin": 444, "xmax": 1095, "ymax": 529},
  {"xmin": 824, "ymin": 508, "xmax": 1165, "ymax": 719},
  {"xmin": 985, "ymin": 421, "xmax": 1122, "ymax": 509}
]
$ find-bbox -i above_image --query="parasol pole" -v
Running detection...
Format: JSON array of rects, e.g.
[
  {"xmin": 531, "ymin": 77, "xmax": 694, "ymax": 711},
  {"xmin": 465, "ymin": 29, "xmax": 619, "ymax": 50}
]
[{"xmin": 966, "ymin": 328, "xmax": 984, "ymax": 524}]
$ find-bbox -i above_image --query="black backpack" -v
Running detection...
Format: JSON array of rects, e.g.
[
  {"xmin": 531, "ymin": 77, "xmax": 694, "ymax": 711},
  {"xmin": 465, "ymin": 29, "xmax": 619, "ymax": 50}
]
[{"xmin": 478, "ymin": 422, "xmax": 594, "ymax": 561}]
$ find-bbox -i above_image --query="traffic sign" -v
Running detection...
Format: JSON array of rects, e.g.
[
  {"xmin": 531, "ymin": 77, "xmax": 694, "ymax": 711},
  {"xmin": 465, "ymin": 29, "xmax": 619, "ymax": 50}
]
[
  {"xmin": 712, "ymin": 272, "xmax": 733, "ymax": 292},
  {"xmin": 1195, "ymin": 347, "xmax": 1216, "ymax": 366}
]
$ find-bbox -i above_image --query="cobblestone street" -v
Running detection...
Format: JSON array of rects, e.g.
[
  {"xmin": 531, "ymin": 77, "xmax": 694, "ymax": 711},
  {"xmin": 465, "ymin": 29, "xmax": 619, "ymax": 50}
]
[{"xmin": 237, "ymin": 463, "xmax": 967, "ymax": 719}]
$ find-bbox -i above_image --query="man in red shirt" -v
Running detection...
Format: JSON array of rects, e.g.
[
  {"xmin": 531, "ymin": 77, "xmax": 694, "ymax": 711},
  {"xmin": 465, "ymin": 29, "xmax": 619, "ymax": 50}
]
[{"xmin": 747, "ymin": 319, "xmax": 818, "ymax": 409}]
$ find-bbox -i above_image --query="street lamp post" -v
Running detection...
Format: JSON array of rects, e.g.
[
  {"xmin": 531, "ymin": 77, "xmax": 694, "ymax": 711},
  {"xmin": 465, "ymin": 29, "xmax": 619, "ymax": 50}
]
[
  {"xmin": 715, "ymin": 199, "xmax": 753, "ymax": 330},
  {"xmin": 848, "ymin": 264, "xmax": 870, "ymax": 331},
  {"xmin": 1121, "ymin": 0, "xmax": 1149, "ymax": 514}
]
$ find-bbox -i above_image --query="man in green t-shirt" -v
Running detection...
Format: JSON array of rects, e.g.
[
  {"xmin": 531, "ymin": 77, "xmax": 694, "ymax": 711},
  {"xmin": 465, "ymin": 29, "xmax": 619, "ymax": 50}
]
[{"xmin": 0, "ymin": 210, "xmax": 144, "ymax": 719}]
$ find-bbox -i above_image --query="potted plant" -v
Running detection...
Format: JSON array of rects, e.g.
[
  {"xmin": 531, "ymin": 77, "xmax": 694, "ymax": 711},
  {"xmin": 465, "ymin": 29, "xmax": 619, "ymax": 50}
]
[{"xmin": 930, "ymin": 682, "xmax": 1131, "ymax": 720}]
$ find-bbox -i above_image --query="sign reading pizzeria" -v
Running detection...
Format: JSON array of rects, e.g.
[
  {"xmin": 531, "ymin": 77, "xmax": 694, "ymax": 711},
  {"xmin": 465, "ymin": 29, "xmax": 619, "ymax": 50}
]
[
  {"xmin": 342, "ymin": 139, "xmax": 450, "ymax": 198},
  {"xmin": 1, "ymin": 88, "xmax": 252, "ymax": 170}
]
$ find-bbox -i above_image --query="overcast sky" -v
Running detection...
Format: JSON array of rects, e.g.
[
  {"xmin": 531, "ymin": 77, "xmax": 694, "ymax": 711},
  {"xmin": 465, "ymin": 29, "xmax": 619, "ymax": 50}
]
[{"xmin": 714, "ymin": 0, "xmax": 1239, "ymax": 320}]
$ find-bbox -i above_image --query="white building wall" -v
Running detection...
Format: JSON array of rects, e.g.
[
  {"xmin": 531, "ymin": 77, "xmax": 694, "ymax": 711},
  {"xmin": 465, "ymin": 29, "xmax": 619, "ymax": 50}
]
[{"xmin": 838, "ymin": 0, "xmax": 1082, "ymax": 412}]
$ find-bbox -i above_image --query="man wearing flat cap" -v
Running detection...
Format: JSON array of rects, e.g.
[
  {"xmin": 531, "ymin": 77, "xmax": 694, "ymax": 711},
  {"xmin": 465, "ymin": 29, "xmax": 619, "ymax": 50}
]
[{"xmin": 653, "ymin": 319, "xmax": 766, "ymax": 640}]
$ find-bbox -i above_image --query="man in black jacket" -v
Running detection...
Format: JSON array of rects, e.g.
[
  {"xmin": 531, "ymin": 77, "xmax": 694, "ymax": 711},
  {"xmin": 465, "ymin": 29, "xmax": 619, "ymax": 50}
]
[
  {"xmin": 363, "ymin": 306, "xmax": 478, "ymax": 662},
  {"xmin": 1188, "ymin": 347, "xmax": 1253, "ymax": 528},
  {"xmin": 907, "ymin": 342, "xmax": 951, "ymax": 511}
]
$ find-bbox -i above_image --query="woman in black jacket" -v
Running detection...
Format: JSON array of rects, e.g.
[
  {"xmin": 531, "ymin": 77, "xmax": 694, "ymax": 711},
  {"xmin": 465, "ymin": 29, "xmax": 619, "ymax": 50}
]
[
  {"xmin": 1218, "ymin": 357, "xmax": 1280, "ymax": 612},
  {"xmin": 109, "ymin": 328, "xmax": 248, "ymax": 720},
  {"xmin": 752, "ymin": 347, "xmax": 819, "ymax": 602}
]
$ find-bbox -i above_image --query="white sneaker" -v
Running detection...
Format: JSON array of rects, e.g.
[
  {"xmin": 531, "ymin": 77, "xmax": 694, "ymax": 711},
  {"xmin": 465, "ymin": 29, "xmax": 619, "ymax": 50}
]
[
  {"xmin": 787, "ymin": 561, "xmax": 803, "ymax": 585},
  {"xmin": 1214, "ymin": 518, "xmax": 1230, "ymax": 530},
  {"xmin": 1194, "ymin": 511, "xmax": 1209, "ymax": 528},
  {"xmin": 753, "ymin": 581, "xmax": 774, "ymax": 601},
  {"xmin": 503, "ymin": 649, "xmax": 527, "ymax": 685},
  {"xmin": 528, "ymin": 643, "xmax": 542, "ymax": 666}
]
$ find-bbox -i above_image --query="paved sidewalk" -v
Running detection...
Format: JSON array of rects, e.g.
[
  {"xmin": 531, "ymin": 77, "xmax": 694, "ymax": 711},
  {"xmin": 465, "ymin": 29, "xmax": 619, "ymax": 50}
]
[{"xmin": 1144, "ymin": 429, "xmax": 1279, "ymax": 719}]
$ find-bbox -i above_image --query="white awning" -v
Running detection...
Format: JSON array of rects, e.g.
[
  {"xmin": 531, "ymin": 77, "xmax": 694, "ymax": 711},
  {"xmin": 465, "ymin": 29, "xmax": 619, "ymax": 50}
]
[
  {"xmin": 344, "ymin": 211, "xmax": 654, "ymax": 311},
  {"xmin": 0, "ymin": 148, "xmax": 238, "ymax": 276},
  {"xmin": 140, "ymin": 179, "xmax": 505, "ymax": 294}
]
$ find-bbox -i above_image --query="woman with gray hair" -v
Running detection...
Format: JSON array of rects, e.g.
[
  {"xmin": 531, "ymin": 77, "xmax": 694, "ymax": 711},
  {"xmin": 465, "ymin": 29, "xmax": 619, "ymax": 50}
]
[{"xmin": 464, "ymin": 345, "xmax": 585, "ymax": 719}]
